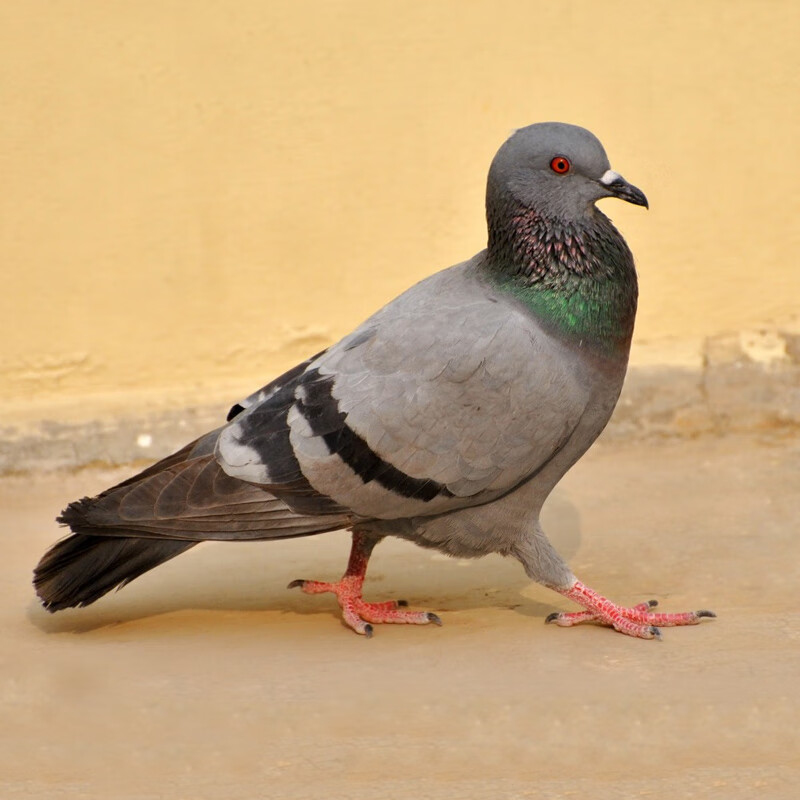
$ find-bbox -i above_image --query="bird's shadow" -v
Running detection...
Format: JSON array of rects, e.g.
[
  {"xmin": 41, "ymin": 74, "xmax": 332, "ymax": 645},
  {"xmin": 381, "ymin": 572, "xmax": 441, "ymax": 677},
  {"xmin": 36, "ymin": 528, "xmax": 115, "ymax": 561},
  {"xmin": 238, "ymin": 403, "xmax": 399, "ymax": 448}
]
[{"xmin": 27, "ymin": 490, "xmax": 582, "ymax": 636}]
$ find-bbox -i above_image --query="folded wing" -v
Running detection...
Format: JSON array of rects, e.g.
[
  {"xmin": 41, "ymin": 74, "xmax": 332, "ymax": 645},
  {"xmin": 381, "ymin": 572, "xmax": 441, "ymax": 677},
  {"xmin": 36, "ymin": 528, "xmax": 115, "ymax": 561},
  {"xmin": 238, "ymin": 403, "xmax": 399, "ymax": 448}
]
[{"xmin": 217, "ymin": 262, "xmax": 592, "ymax": 521}]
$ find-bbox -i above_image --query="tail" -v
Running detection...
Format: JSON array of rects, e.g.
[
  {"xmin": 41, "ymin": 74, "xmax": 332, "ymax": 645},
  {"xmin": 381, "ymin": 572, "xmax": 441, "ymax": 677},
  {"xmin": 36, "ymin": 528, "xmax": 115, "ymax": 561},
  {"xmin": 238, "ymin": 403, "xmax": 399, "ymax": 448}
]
[
  {"xmin": 33, "ymin": 534, "xmax": 196, "ymax": 612},
  {"xmin": 34, "ymin": 428, "xmax": 348, "ymax": 612}
]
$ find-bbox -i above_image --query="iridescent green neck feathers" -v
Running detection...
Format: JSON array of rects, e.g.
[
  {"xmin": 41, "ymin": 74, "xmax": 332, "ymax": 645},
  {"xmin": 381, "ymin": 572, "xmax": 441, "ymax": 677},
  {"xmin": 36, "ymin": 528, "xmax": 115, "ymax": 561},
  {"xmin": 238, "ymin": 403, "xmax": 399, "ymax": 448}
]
[{"xmin": 485, "ymin": 198, "xmax": 638, "ymax": 355}]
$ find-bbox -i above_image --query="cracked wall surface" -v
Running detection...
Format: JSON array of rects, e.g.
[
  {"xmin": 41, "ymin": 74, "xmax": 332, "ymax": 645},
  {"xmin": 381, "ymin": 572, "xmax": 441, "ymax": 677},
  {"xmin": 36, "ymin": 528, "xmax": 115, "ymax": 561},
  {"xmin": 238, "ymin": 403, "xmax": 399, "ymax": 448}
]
[
  {"xmin": 2, "ymin": 2, "xmax": 798, "ymax": 471},
  {"xmin": 3, "ymin": 328, "xmax": 800, "ymax": 474}
]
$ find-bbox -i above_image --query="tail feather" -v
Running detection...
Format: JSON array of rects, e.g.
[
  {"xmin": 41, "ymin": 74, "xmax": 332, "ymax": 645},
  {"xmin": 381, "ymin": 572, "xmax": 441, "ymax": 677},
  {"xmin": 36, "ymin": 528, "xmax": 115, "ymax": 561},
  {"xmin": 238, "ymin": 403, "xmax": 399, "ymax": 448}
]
[
  {"xmin": 34, "ymin": 428, "xmax": 349, "ymax": 612},
  {"xmin": 34, "ymin": 534, "xmax": 195, "ymax": 612}
]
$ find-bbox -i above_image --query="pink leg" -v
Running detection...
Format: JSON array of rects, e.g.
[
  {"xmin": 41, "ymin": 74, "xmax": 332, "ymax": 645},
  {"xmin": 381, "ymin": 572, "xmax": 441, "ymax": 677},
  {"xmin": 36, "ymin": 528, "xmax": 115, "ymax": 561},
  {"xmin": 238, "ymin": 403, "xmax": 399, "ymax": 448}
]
[
  {"xmin": 546, "ymin": 580, "xmax": 716, "ymax": 640},
  {"xmin": 288, "ymin": 531, "xmax": 442, "ymax": 637}
]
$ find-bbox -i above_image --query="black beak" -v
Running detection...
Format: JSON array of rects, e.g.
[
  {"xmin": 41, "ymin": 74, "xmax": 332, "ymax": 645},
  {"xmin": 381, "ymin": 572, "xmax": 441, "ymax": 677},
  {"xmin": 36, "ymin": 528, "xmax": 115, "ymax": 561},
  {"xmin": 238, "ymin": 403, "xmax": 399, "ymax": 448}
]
[{"xmin": 600, "ymin": 170, "xmax": 649, "ymax": 209}]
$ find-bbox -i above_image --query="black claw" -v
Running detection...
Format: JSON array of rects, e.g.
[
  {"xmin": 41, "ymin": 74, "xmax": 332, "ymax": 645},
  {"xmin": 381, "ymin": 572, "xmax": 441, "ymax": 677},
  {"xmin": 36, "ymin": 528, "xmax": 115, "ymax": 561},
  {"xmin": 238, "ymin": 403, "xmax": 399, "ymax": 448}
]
[
  {"xmin": 427, "ymin": 613, "xmax": 443, "ymax": 626},
  {"xmin": 397, "ymin": 600, "xmax": 409, "ymax": 607},
  {"xmin": 696, "ymin": 609, "xmax": 717, "ymax": 618},
  {"xmin": 287, "ymin": 579, "xmax": 305, "ymax": 590},
  {"xmin": 647, "ymin": 599, "xmax": 659, "ymax": 608},
  {"xmin": 363, "ymin": 624, "xmax": 374, "ymax": 639},
  {"xmin": 545, "ymin": 612, "xmax": 561, "ymax": 624},
  {"xmin": 650, "ymin": 626, "xmax": 663, "ymax": 640}
]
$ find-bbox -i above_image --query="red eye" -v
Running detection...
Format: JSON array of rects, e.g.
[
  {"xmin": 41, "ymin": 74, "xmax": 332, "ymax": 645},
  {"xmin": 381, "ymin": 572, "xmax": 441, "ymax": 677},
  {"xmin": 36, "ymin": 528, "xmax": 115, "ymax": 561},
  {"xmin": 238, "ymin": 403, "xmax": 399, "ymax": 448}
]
[{"xmin": 550, "ymin": 156, "xmax": 571, "ymax": 174}]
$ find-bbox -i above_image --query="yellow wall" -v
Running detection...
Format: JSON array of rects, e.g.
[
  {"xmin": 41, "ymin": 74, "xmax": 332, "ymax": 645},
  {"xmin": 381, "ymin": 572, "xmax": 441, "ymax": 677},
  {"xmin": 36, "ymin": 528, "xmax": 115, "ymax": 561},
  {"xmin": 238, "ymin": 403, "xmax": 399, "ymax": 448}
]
[{"xmin": 2, "ymin": 1, "xmax": 798, "ymax": 415}]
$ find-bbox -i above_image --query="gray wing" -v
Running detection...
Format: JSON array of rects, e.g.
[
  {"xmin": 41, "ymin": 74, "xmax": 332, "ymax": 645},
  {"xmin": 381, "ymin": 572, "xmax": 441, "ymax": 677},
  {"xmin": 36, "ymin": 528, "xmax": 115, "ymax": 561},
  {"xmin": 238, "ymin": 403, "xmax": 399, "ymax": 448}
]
[
  {"xmin": 216, "ymin": 259, "xmax": 592, "ymax": 520},
  {"xmin": 58, "ymin": 428, "xmax": 350, "ymax": 540}
]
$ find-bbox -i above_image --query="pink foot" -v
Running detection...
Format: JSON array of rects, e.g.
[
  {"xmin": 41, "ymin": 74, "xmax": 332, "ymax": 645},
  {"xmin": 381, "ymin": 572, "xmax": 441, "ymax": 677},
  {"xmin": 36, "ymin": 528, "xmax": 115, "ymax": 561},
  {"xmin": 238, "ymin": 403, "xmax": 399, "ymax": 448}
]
[
  {"xmin": 546, "ymin": 580, "xmax": 716, "ymax": 640},
  {"xmin": 288, "ymin": 576, "xmax": 440, "ymax": 637},
  {"xmin": 287, "ymin": 531, "xmax": 441, "ymax": 637}
]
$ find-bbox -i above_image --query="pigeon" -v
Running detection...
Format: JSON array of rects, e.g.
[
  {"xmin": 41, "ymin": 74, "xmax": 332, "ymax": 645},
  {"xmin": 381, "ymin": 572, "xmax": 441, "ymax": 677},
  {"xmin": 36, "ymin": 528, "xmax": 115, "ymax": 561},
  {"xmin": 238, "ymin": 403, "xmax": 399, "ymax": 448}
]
[{"xmin": 34, "ymin": 122, "xmax": 715, "ymax": 639}]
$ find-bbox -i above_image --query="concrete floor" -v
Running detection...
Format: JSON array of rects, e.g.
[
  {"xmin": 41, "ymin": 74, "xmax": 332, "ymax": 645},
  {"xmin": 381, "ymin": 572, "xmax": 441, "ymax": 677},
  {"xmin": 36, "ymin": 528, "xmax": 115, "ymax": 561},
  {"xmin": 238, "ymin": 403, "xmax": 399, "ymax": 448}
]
[{"xmin": 1, "ymin": 433, "xmax": 798, "ymax": 799}]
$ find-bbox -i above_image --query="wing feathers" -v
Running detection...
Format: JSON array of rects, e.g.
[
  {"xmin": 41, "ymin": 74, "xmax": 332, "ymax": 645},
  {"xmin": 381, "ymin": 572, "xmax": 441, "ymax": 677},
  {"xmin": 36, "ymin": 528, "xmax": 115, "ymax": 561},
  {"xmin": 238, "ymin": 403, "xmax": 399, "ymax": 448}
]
[
  {"xmin": 63, "ymin": 432, "xmax": 349, "ymax": 542},
  {"xmin": 215, "ymin": 262, "xmax": 591, "ymax": 523}
]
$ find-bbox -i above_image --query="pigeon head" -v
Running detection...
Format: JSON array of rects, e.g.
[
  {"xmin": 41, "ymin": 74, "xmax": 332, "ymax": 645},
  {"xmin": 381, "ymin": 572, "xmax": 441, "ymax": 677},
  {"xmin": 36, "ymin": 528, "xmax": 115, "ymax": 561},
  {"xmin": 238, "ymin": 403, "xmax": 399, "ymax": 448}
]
[{"xmin": 487, "ymin": 122, "xmax": 648, "ymax": 223}]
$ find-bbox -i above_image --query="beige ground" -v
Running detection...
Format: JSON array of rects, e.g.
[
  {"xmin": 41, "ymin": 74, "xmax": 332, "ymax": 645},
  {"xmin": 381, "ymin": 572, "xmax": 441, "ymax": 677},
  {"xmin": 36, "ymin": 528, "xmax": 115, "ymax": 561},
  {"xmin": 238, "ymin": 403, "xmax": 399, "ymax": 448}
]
[{"xmin": 2, "ymin": 433, "xmax": 798, "ymax": 799}]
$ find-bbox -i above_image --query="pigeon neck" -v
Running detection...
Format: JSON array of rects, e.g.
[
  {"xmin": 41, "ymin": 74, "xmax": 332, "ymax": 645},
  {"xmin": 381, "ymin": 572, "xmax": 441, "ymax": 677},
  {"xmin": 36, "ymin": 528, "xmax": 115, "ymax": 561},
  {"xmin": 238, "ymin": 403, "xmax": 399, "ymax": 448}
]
[{"xmin": 485, "ymin": 195, "xmax": 638, "ymax": 356}]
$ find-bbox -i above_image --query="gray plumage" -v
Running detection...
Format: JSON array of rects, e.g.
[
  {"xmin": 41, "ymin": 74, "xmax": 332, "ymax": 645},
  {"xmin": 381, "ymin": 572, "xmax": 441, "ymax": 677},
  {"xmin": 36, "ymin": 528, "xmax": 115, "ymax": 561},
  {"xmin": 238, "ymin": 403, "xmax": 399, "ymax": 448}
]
[{"xmin": 35, "ymin": 122, "xmax": 652, "ymax": 626}]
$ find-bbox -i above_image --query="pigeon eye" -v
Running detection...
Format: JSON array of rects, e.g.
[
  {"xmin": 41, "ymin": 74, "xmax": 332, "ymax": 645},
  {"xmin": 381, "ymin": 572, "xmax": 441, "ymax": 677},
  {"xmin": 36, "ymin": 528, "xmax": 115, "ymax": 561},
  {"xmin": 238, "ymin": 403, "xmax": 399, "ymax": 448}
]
[{"xmin": 550, "ymin": 156, "xmax": 571, "ymax": 174}]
